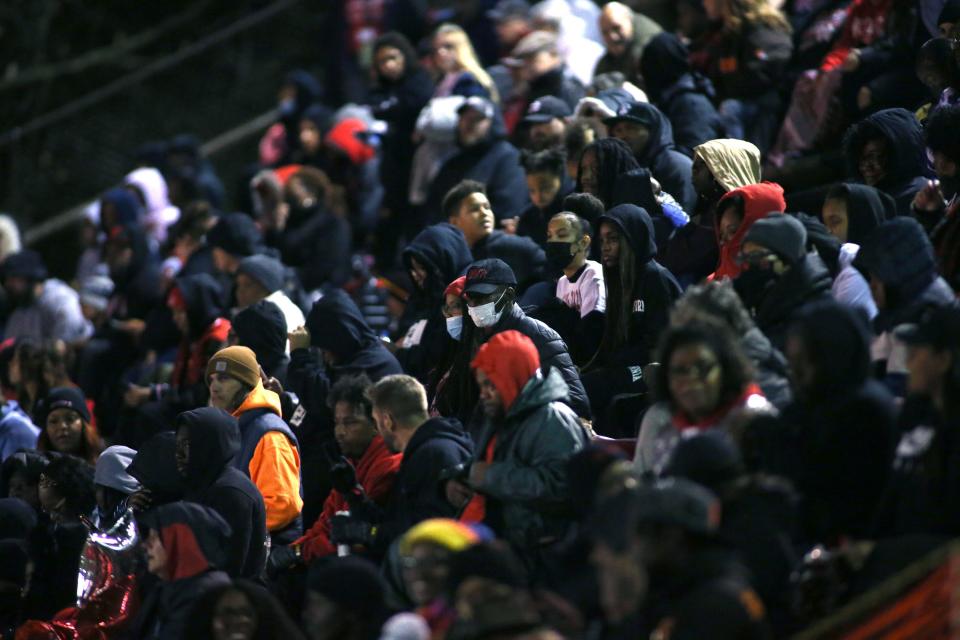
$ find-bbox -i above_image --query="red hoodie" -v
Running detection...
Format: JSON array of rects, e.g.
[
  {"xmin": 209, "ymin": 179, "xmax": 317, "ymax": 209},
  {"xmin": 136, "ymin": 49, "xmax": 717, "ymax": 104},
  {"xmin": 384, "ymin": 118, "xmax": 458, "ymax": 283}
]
[
  {"xmin": 711, "ymin": 182, "xmax": 786, "ymax": 281},
  {"xmin": 295, "ymin": 435, "xmax": 401, "ymax": 561},
  {"xmin": 820, "ymin": 0, "xmax": 892, "ymax": 71}
]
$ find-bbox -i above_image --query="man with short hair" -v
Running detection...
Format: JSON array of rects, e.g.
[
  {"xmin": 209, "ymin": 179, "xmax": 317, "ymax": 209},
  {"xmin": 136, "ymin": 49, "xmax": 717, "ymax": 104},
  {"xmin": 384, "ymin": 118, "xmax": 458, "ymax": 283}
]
[
  {"xmin": 444, "ymin": 180, "xmax": 545, "ymax": 292},
  {"xmin": 449, "ymin": 330, "xmax": 586, "ymax": 555},
  {"xmin": 463, "ymin": 258, "xmax": 590, "ymax": 419},
  {"xmin": 329, "ymin": 374, "xmax": 472, "ymax": 549},
  {"xmin": 594, "ymin": 2, "xmax": 663, "ymax": 87},
  {"xmin": 426, "ymin": 98, "xmax": 529, "ymax": 224}
]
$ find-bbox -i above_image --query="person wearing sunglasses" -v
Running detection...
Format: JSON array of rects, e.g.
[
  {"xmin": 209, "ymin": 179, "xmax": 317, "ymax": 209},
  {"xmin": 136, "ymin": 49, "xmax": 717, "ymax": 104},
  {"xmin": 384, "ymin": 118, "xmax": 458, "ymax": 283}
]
[{"xmin": 634, "ymin": 317, "xmax": 774, "ymax": 477}]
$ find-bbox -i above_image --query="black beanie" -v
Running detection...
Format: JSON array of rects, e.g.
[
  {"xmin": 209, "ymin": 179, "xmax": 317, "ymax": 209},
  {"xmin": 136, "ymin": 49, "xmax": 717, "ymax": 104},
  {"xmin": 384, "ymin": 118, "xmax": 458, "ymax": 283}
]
[
  {"xmin": 37, "ymin": 386, "xmax": 91, "ymax": 425},
  {"xmin": 308, "ymin": 557, "xmax": 386, "ymax": 614},
  {"xmin": 233, "ymin": 300, "xmax": 287, "ymax": 362},
  {"xmin": 207, "ymin": 213, "xmax": 262, "ymax": 258},
  {"xmin": 237, "ymin": 254, "xmax": 285, "ymax": 293},
  {"xmin": 3, "ymin": 250, "xmax": 48, "ymax": 281}
]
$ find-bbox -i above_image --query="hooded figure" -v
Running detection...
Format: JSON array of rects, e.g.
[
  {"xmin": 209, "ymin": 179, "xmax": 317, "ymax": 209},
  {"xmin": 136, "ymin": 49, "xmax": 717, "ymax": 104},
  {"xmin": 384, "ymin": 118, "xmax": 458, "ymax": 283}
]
[
  {"xmin": 468, "ymin": 331, "xmax": 587, "ymax": 550},
  {"xmin": 695, "ymin": 139, "xmax": 763, "ymax": 194},
  {"xmin": 604, "ymin": 102, "xmax": 698, "ymax": 212},
  {"xmin": 124, "ymin": 167, "xmax": 181, "ymax": 246},
  {"xmin": 855, "ymin": 217, "xmax": 959, "ymax": 393},
  {"xmin": 398, "ymin": 224, "xmax": 473, "ymax": 382},
  {"xmin": 98, "ymin": 188, "xmax": 143, "ymax": 230},
  {"xmin": 425, "ymin": 99, "xmax": 529, "ymax": 223},
  {"xmin": 752, "ymin": 303, "xmax": 896, "ymax": 544},
  {"xmin": 175, "ymin": 408, "xmax": 268, "ymax": 579},
  {"xmin": 639, "ymin": 33, "xmax": 725, "ymax": 157},
  {"xmin": 594, "ymin": 204, "xmax": 683, "ymax": 370},
  {"xmin": 126, "ymin": 431, "xmax": 185, "ymax": 505},
  {"xmin": 167, "ymin": 273, "xmax": 231, "ymax": 399},
  {"xmin": 829, "ymin": 183, "xmax": 897, "ymax": 245},
  {"xmin": 712, "ymin": 182, "xmax": 786, "ymax": 281},
  {"xmin": 104, "ymin": 223, "xmax": 164, "ymax": 323},
  {"xmin": 843, "ymin": 108, "xmax": 933, "ymax": 215},
  {"xmin": 232, "ymin": 300, "xmax": 290, "ymax": 384},
  {"xmin": 135, "ymin": 502, "xmax": 232, "ymax": 640}
]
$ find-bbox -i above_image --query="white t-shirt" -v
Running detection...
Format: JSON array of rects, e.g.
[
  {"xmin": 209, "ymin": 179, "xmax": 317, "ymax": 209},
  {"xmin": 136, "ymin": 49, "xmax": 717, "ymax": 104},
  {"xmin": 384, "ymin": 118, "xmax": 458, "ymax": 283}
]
[{"xmin": 555, "ymin": 260, "xmax": 606, "ymax": 318}]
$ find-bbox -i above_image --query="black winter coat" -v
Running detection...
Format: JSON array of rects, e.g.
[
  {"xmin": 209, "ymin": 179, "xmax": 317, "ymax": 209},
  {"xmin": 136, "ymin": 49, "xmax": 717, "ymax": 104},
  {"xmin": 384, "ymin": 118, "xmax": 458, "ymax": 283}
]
[
  {"xmin": 488, "ymin": 303, "xmax": 591, "ymax": 419},
  {"xmin": 265, "ymin": 203, "xmax": 352, "ymax": 291},
  {"xmin": 471, "ymin": 231, "xmax": 546, "ymax": 293},
  {"xmin": 748, "ymin": 254, "xmax": 833, "ymax": 353}
]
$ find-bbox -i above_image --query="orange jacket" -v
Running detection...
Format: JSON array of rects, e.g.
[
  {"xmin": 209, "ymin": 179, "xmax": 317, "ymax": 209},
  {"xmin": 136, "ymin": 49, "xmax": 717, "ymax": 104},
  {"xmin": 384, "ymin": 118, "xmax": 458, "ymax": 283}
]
[{"xmin": 233, "ymin": 382, "xmax": 303, "ymax": 531}]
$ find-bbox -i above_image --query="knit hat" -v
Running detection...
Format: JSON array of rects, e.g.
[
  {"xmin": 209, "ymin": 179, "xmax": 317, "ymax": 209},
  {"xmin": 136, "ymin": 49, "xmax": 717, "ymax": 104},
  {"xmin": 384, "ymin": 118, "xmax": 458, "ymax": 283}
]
[
  {"xmin": 237, "ymin": 254, "xmax": 284, "ymax": 293},
  {"xmin": 471, "ymin": 330, "xmax": 540, "ymax": 411},
  {"xmin": 206, "ymin": 346, "xmax": 261, "ymax": 389},
  {"xmin": 308, "ymin": 556, "xmax": 387, "ymax": 613},
  {"xmin": 399, "ymin": 518, "xmax": 481, "ymax": 556},
  {"xmin": 742, "ymin": 213, "xmax": 808, "ymax": 264},
  {"xmin": 444, "ymin": 275, "xmax": 467, "ymax": 299},
  {"xmin": 3, "ymin": 250, "xmax": 47, "ymax": 281},
  {"xmin": 79, "ymin": 275, "xmax": 115, "ymax": 312},
  {"xmin": 207, "ymin": 212, "xmax": 262, "ymax": 258},
  {"xmin": 94, "ymin": 445, "xmax": 142, "ymax": 495},
  {"xmin": 232, "ymin": 301, "xmax": 287, "ymax": 362},
  {"xmin": 325, "ymin": 118, "xmax": 375, "ymax": 165},
  {"xmin": 37, "ymin": 386, "xmax": 91, "ymax": 425}
]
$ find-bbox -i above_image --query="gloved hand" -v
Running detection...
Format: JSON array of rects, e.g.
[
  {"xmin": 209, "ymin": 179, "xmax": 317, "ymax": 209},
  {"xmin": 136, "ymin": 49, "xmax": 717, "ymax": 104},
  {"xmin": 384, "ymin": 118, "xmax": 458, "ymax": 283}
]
[
  {"xmin": 330, "ymin": 515, "xmax": 377, "ymax": 546},
  {"xmin": 329, "ymin": 458, "xmax": 360, "ymax": 495},
  {"xmin": 266, "ymin": 544, "xmax": 301, "ymax": 579}
]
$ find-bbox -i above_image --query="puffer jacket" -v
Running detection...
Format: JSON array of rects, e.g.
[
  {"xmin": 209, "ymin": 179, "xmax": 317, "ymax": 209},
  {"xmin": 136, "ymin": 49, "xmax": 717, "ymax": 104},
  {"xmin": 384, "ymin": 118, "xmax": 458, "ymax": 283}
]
[
  {"xmin": 472, "ymin": 368, "xmax": 587, "ymax": 548},
  {"xmin": 489, "ymin": 303, "xmax": 591, "ymax": 419}
]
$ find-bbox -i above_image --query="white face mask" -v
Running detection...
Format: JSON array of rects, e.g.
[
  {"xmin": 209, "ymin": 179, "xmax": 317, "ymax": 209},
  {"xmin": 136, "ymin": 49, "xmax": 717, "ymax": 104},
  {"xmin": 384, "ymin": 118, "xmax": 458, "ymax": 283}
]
[
  {"xmin": 467, "ymin": 291, "xmax": 506, "ymax": 328},
  {"xmin": 445, "ymin": 315, "xmax": 463, "ymax": 340}
]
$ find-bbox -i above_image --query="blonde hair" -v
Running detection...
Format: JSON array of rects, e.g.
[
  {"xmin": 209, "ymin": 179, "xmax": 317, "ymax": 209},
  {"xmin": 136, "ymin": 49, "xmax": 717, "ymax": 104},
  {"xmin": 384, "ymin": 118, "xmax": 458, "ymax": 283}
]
[
  {"xmin": 434, "ymin": 24, "xmax": 500, "ymax": 104},
  {"xmin": 717, "ymin": 0, "xmax": 791, "ymax": 34}
]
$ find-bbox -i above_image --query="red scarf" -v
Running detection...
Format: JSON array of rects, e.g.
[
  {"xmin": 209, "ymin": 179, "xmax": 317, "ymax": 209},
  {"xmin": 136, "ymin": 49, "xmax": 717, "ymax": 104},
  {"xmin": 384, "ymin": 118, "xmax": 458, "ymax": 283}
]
[{"xmin": 672, "ymin": 383, "xmax": 764, "ymax": 431}]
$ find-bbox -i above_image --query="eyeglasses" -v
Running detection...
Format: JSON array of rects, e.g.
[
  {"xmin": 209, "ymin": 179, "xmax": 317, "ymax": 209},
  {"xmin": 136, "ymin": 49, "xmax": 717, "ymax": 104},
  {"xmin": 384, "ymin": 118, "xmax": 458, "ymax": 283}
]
[
  {"xmin": 735, "ymin": 249, "xmax": 775, "ymax": 267},
  {"xmin": 668, "ymin": 360, "xmax": 719, "ymax": 382}
]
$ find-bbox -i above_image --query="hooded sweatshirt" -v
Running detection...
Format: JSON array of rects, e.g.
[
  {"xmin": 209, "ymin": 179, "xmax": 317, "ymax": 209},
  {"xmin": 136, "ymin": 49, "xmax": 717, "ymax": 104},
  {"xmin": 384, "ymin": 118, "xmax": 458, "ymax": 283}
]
[
  {"xmin": 178, "ymin": 408, "xmax": 268, "ymax": 579},
  {"xmin": 294, "ymin": 435, "xmax": 401, "ymax": 561},
  {"xmin": 640, "ymin": 33, "xmax": 726, "ymax": 157},
  {"xmin": 843, "ymin": 108, "xmax": 933, "ymax": 215},
  {"xmin": 609, "ymin": 102, "xmax": 698, "ymax": 213},
  {"xmin": 597, "ymin": 204, "xmax": 682, "ymax": 369},
  {"xmin": 135, "ymin": 502, "xmax": 232, "ymax": 640},
  {"xmin": 694, "ymin": 139, "xmax": 763, "ymax": 193},
  {"xmin": 124, "ymin": 167, "xmax": 180, "ymax": 246},
  {"xmin": 399, "ymin": 224, "xmax": 473, "ymax": 382},
  {"xmin": 712, "ymin": 182, "xmax": 786, "ymax": 280},
  {"xmin": 232, "ymin": 381, "xmax": 303, "ymax": 539}
]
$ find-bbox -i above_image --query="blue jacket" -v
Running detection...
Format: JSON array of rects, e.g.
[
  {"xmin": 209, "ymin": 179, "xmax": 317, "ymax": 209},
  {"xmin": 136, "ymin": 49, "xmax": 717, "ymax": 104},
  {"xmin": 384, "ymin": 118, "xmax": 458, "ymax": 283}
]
[{"xmin": 0, "ymin": 401, "xmax": 38, "ymax": 462}]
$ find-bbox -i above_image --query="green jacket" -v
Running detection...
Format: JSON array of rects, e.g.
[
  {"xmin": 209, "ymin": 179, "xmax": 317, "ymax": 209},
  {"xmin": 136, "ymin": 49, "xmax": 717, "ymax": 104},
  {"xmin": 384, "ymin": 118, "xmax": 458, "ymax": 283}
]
[
  {"xmin": 593, "ymin": 13, "xmax": 663, "ymax": 86},
  {"xmin": 473, "ymin": 368, "xmax": 588, "ymax": 548}
]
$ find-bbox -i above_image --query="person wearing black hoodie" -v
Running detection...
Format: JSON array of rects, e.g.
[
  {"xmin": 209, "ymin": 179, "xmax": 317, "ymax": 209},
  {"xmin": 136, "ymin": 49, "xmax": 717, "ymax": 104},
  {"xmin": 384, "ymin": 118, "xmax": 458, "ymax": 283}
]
[
  {"xmin": 399, "ymin": 223, "xmax": 474, "ymax": 384},
  {"xmin": 639, "ymin": 32, "xmax": 726, "ymax": 158},
  {"xmin": 842, "ymin": 107, "xmax": 933, "ymax": 216},
  {"xmin": 135, "ymin": 501, "xmax": 233, "ymax": 640},
  {"xmin": 750, "ymin": 303, "xmax": 896, "ymax": 546},
  {"xmin": 231, "ymin": 300, "xmax": 289, "ymax": 385},
  {"xmin": 330, "ymin": 374, "xmax": 473, "ymax": 550},
  {"xmin": 175, "ymin": 407, "xmax": 268, "ymax": 580},
  {"xmin": 735, "ymin": 215, "xmax": 833, "ymax": 352},
  {"xmin": 288, "ymin": 290, "xmax": 403, "ymax": 527},
  {"xmin": 583, "ymin": 204, "xmax": 681, "ymax": 433},
  {"xmin": 854, "ymin": 217, "xmax": 958, "ymax": 396},
  {"xmin": 425, "ymin": 97, "xmax": 530, "ymax": 224},
  {"xmin": 603, "ymin": 101, "xmax": 699, "ymax": 213}
]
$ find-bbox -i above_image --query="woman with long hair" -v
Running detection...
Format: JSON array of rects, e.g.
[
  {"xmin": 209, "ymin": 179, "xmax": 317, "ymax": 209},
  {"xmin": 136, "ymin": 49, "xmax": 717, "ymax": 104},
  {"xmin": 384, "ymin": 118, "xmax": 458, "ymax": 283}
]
[
  {"xmin": 432, "ymin": 24, "xmax": 499, "ymax": 103},
  {"xmin": 35, "ymin": 387, "xmax": 104, "ymax": 465},
  {"xmin": 183, "ymin": 579, "xmax": 306, "ymax": 640},
  {"xmin": 698, "ymin": 0, "xmax": 793, "ymax": 152}
]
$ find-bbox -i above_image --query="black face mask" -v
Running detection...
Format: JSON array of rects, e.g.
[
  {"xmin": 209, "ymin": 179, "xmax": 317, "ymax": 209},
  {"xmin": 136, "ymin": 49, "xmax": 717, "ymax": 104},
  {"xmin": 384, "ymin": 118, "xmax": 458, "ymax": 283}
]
[
  {"xmin": 733, "ymin": 268, "xmax": 778, "ymax": 313},
  {"xmin": 545, "ymin": 242, "xmax": 576, "ymax": 274}
]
